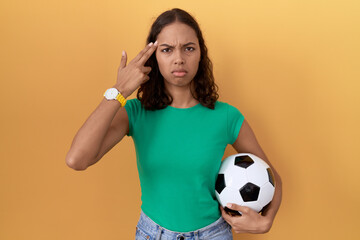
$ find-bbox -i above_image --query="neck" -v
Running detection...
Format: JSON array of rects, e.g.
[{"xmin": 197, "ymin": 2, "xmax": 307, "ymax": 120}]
[{"xmin": 166, "ymin": 84, "xmax": 199, "ymax": 108}]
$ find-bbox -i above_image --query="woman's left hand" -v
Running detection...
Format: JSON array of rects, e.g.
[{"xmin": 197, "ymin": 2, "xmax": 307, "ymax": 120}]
[{"xmin": 220, "ymin": 203, "xmax": 273, "ymax": 234}]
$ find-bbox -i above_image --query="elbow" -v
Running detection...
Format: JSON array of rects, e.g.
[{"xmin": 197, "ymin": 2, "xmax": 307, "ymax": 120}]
[{"xmin": 65, "ymin": 153, "xmax": 88, "ymax": 171}]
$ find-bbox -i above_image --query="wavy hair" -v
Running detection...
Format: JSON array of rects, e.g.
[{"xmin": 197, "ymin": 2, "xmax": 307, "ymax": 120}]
[{"xmin": 137, "ymin": 8, "xmax": 219, "ymax": 110}]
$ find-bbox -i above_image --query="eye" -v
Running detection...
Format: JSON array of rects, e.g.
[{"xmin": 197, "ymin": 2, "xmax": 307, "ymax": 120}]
[
  {"xmin": 161, "ymin": 48, "xmax": 172, "ymax": 53},
  {"xmin": 185, "ymin": 47, "xmax": 195, "ymax": 52}
]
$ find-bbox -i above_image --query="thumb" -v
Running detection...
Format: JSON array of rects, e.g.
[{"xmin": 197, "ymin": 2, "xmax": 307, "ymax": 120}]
[
  {"xmin": 227, "ymin": 203, "xmax": 251, "ymax": 214},
  {"xmin": 119, "ymin": 50, "xmax": 127, "ymax": 69}
]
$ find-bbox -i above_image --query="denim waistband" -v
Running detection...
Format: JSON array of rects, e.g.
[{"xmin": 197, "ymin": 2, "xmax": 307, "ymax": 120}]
[{"xmin": 136, "ymin": 210, "xmax": 232, "ymax": 240}]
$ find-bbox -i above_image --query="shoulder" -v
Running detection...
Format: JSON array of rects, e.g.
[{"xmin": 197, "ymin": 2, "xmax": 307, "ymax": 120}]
[
  {"xmin": 125, "ymin": 98, "xmax": 141, "ymax": 107},
  {"xmin": 124, "ymin": 98, "xmax": 142, "ymax": 112},
  {"xmin": 215, "ymin": 101, "xmax": 243, "ymax": 114},
  {"xmin": 124, "ymin": 98, "xmax": 143, "ymax": 121},
  {"xmin": 215, "ymin": 100, "xmax": 237, "ymax": 108},
  {"xmin": 214, "ymin": 100, "xmax": 230, "ymax": 110}
]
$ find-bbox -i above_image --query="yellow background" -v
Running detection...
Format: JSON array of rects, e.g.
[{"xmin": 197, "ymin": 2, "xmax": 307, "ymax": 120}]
[{"xmin": 1, "ymin": 0, "xmax": 359, "ymax": 239}]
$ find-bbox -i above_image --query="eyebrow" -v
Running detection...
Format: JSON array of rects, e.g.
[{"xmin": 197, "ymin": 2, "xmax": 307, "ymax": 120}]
[{"xmin": 159, "ymin": 42, "xmax": 196, "ymax": 47}]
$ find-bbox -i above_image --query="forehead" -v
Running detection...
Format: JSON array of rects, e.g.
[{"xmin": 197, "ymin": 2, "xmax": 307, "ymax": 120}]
[{"xmin": 156, "ymin": 22, "xmax": 199, "ymax": 45}]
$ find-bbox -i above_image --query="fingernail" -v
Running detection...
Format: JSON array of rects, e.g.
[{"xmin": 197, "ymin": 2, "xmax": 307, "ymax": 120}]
[
  {"xmin": 122, "ymin": 50, "xmax": 125, "ymax": 57},
  {"xmin": 227, "ymin": 203, "xmax": 232, "ymax": 208},
  {"xmin": 154, "ymin": 41, "xmax": 158, "ymax": 46},
  {"xmin": 148, "ymin": 42, "xmax": 153, "ymax": 46}
]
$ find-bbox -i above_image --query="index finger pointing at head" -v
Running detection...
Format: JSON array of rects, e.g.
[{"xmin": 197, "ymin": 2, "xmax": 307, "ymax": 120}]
[
  {"xmin": 138, "ymin": 41, "xmax": 158, "ymax": 66},
  {"xmin": 131, "ymin": 42, "xmax": 154, "ymax": 64}
]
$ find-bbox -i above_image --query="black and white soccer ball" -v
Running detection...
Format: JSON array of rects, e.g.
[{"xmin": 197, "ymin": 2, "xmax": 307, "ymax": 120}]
[{"xmin": 215, "ymin": 153, "xmax": 276, "ymax": 216}]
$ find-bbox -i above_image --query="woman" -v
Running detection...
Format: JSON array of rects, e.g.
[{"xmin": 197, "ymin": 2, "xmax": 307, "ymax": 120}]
[{"xmin": 66, "ymin": 8, "xmax": 282, "ymax": 240}]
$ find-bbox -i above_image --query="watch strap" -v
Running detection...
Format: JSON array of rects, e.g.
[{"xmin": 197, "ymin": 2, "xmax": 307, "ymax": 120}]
[
  {"xmin": 103, "ymin": 88, "xmax": 127, "ymax": 107},
  {"xmin": 116, "ymin": 91, "xmax": 127, "ymax": 107}
]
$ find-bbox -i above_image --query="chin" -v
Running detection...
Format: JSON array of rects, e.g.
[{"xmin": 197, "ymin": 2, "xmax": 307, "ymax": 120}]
[{"xmin": 165, "ymin": 78, "xmax": 193, "ymax": 88}]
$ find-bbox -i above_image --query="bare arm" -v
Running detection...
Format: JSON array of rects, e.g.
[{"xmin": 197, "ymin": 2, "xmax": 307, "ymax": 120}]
[
  {"xmin": 65, "ymin": 99, "xmax": 128, "ymax": 170},
  {"xmin": 65, "ymin": 41, "xmax": 158, "ymax": 170},
  {"xmin": 232, "ymin": 119, "xmax": 282, "ymax": 220},
  {"xmin": 220, "ymin": 119, "xmax": 282, "ymax": 234}
]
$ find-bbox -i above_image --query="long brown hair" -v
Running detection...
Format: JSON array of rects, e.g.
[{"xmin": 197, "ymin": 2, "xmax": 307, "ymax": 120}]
[{"xmin": 138, "ymin": 8, "xmax": 219, "ymax": 110}]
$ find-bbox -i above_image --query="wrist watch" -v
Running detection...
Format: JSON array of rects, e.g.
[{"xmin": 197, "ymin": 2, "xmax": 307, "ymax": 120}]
[{"xmin": 104, "ymin": 88, "xmax": 127, "ymax": 107}]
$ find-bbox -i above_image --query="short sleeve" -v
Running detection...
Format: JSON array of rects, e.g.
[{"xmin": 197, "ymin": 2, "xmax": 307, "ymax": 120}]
[
  {"xmin": 227, "ymin": 104, "xmax": 245, "ymax": 144},
  {"xmin": 124, "ymin": 98, "xmax": 141, "ymax": 136}
]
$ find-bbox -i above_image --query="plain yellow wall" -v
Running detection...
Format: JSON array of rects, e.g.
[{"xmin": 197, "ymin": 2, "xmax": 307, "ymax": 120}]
[{"xmin": 1, "ymin": 0, "xmax": 359, "ymax": 239}]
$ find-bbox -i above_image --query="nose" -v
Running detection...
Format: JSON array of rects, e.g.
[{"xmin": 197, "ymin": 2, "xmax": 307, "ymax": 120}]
[{"xmin": 174, "ymin": 49, "xmax": 185, "ymax": 65}]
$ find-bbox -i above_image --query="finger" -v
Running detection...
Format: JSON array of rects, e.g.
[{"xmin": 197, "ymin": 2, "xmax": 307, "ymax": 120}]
[
  {"xmin": 141, "ymin": 66, "xmax": 152, "ymax": 75},
  {"xmin": 220, "ymin": 206, "xmax": 233, "ymax": 224},
  {"xmin": 224, "ymin": 203, "xmax": 242, "ymax": 217},
  {"xmin": 142, "ymin": 75, "xmax": 150, "ymax": 83},
  {"xmin": 227, "ymin": 203, "xmax": 250, "ymax": 215},
  {"xmin": 220, "ymin": 205, "xmax": 231, "ymax": 219},
  {"xmin": 220, "ymin": 205, "xmax": 227, "ymax": 216},
  {"xmin": 219, "ymin": 206, "xmax": 227, "ymax": 218},
  {"xmin": 138, "ymin": 41, "xmax": 158, "ymax": 66},
  {"xmin": 131, "ymin": 42, "xmax": 155, "ymax": 64},
  {"xmin": 119, "ymin": 50, "xmax": 127, "ymax": 69}
]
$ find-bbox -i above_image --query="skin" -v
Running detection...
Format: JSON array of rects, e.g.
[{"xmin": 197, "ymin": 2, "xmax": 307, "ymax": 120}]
[
  {"xmin": 65, "ymin": 42, "xmax": 158, "ymax": 170},
  {"xmin": 154, "ymin": 24, "xmax": 283, "ymax": 233},
  {"xmin": 155, "ymin": 22, "xmax": 201, "ymax": 108},
  {"xmin": 65, "ymin": 21, "xmax": 282, "ymax": 234},
  {"xmin": 220, "ymin": 119, "xmax": 283, "ymax": 234}
]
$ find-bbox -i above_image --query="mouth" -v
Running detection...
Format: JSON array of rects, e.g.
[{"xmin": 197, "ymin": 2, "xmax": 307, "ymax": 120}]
[{"xmin": 172, "ymin": 71, "xmax": 187, "ymax": 77}]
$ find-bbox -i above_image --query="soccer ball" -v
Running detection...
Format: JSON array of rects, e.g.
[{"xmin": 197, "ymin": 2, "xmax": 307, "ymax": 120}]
[{"xmin": 215, "ymin": 153, "xmax": 276, "ymax": 216}]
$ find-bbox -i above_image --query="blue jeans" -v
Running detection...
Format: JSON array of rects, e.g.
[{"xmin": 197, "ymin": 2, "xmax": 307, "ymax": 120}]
[{"xmin": 135, "ymin": 210, "xmax": 233, "ymax": 240}]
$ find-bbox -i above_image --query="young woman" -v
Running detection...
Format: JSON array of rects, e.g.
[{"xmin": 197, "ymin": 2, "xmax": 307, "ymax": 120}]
[{"xmin": 66, "ymin": 8, "xmax": 282, "ymax": 240}]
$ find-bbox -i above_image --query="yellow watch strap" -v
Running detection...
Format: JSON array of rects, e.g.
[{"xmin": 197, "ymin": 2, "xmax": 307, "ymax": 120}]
[{"xmin": 116, "ymin": 92, "xmax": 127, "ymax": 107}]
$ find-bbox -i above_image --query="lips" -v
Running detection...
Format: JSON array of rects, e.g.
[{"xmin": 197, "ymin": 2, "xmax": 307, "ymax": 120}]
[{"xmin": 172, "ymin": 69, "xmax": 187, "ymax": 77}]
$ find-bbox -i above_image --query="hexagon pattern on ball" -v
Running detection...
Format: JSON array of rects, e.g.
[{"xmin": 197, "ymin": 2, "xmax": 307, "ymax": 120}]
[
  {"xmin": 215, "ymin": 174, "xmax": 226, "ymax": 194},
  {"xmin": 246, "ymin": 161, "xmax": 270, "ymax": 187},
  {"xmin": 218, "ymin": 155, "xmax": 235, "ymax": 174},
  {"xmin": 234, "ymin": 155, "xmax": 254, "ymax": 168},
  {"xmin": 240, "ymin": 182, "xmax": 260, "ymax": 202},
  {"xmin": 224, "ymin": 165, "xmax": 247, "ymax": 190},
  {"xmin": 215, "ymin": 153, "xmax": 276, "ymax": 214},
  {"xmin": 267, "ymin": 168, "xmax": 275, "ymax": 187},
  {"xmin": 215, "ymin": 186, "xmax": 243, "ymax": 208},
  {"xmin": 258, "ymin": 182, "xmax": 275, "ymax": 207}
]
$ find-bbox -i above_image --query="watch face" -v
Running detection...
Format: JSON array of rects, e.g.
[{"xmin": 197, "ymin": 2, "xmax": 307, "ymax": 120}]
[{"xmin": 105, "ymin": 88, "xmax": 119, "ymax": 99}]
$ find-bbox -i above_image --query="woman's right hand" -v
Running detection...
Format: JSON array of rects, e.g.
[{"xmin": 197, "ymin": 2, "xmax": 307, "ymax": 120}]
[{"xmin": 114, "ymin": 41, "xmax": 158, "ymax": 98}]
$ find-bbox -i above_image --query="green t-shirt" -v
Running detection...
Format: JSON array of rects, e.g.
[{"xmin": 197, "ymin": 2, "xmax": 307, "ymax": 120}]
[{"xmin": 125, "ymin": 99, "xmax": 244, "ymax": 232}]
